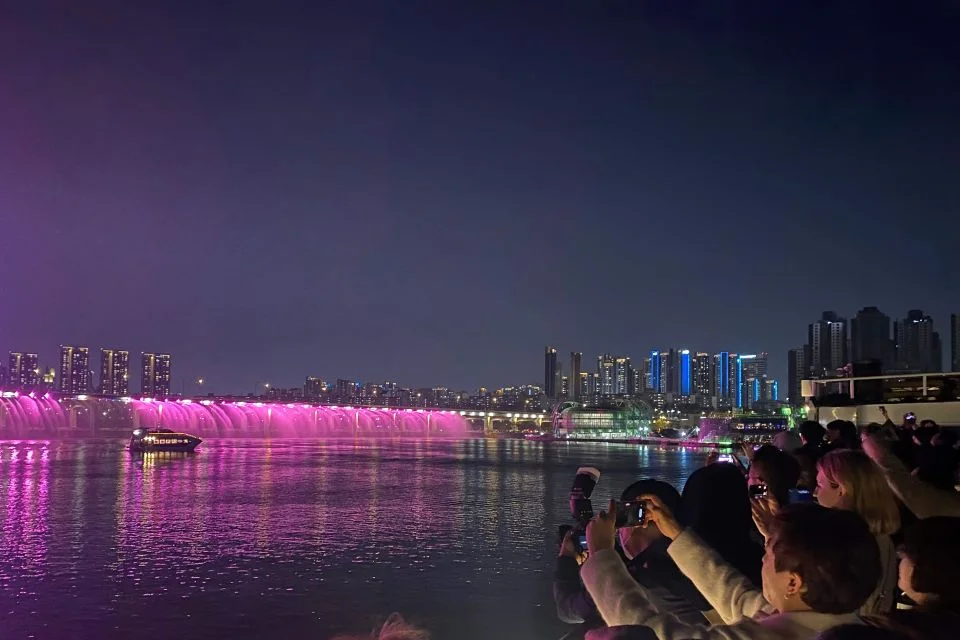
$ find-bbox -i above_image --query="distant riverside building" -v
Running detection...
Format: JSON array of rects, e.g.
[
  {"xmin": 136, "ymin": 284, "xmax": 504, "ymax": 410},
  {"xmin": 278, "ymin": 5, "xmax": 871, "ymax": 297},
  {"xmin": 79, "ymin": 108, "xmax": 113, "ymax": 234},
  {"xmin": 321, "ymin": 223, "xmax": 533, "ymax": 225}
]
[
  {"xmin": 8, "ymin": 352, "xmax": 40, "ymax": 388},
  {"xmin": 713, "ymin": 352, "xmax": 736, "ymax": 405},
  {"xmin": 59, "ymin": 345, "xmax": 90, "ymax": 394},
  {"xmin": 544, "ymin": 346, "xmax": 558, "ymax": 399},
  {"xmin": 679, "ymin": 349, "xmax": 691, "ymax": 397},
  {"xmin": 850, "ymin": 306, "xmax": 893, "ymax": 370},
  {"xmin": 570, "ymin": 352, "xmax": 582, "ymax": 400},
  {"xmin": 895, "ymin": 310, "xmax": 941, "ymax": 372},
  {"xmin": 787, "ymin": 348, "xmax": 807, "ymax": 405},
  {"xmin": 140, "ymin": 353, "xmax": 171, "ymax": 397},
  {"xmin": 649, "ymin": 351, "xmax": 664, "ymax": 394},
  {"xmin": 613, "ymin": 356, "xmax": 632, "ymax": 396},
  {"xmin": 952, "ymin": 314, "xmax": 960, "ymax": 372},
  {"xmin": 304, "ymin": 376, "xmax": 328, "ymax": 400},
  {"xmin": 100, "ymin": 348, "xmax": 129, "ymax": 397},
  {"xmin": 808, "ymin": 311, "xmax": 848, "ymax": 377},
  {"xmin": 693, "ymin": 352, "xmax": 712, "ymax": 398}
]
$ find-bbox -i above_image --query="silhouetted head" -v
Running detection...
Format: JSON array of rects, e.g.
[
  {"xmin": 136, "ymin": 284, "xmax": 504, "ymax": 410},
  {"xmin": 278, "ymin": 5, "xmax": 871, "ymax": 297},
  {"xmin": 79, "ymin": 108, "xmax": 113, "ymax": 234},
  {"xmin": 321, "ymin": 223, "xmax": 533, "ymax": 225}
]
[
  {"xmin": 749, "ymin": 445, "xmax": 801, "ymax": 506},
  {"xmin": 826, "ymin": 420, "xmax": 859, "ymax": 448},
  {"xmin": 798, "ymin": 421, "xmax": 826, "ymax": 446},
  {"xmin": 898, "ymin": 517, "xmax": 960, "ymax": 609},
  {"xmin": 682, "ymin": 462, "xmax": 760, "ymax": 581},
  {"xmin": 618, "ymin": 479, "xmax": 681, "ymax": 559}
]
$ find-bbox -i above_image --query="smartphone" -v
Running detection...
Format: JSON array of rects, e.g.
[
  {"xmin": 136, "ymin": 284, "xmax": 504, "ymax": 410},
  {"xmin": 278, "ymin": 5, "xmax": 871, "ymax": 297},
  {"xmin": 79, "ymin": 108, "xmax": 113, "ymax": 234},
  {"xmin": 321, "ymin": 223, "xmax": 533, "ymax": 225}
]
[
  {"xmin": 578, "ymin": 533, "xmax": 588, "ymax": 549},
  {"xmin": 615, "ymin": 500, "xmax": 646, "ymax": 528},
  {"xmin": 748, "ymin": 483, "xmax": 768, "ymax": 500},
  {"xmin": 788, "ymin": 488, "xmax": 815, "ymax": 504},
  {"xmin": 717, "ymin": 453, "xmax": 734, "ymax": 463}
]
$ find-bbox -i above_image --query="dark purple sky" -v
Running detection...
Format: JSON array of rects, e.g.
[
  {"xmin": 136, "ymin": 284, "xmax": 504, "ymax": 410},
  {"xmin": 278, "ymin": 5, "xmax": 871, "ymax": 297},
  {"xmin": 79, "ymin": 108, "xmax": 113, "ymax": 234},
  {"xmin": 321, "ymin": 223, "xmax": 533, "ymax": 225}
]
[{"xmin": 1, "ymin": 1, "xmax": 958, "ymax": 394}]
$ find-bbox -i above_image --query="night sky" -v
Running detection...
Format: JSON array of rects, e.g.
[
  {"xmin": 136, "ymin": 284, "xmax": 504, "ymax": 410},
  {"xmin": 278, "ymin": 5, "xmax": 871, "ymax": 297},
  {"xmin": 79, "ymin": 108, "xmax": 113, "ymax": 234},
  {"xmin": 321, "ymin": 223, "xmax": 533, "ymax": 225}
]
[{"xmin": 1, "ymin": 1, "xmax": 958, "ymax": 394}]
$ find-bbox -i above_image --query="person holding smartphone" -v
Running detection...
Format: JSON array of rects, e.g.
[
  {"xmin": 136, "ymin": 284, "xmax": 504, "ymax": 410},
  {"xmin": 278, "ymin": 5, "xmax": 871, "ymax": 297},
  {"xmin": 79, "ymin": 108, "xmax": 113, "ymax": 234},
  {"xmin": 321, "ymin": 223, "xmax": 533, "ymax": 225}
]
[{"xmin": 554, "ymin": 479, "xmax": 709, "ymax": 636}]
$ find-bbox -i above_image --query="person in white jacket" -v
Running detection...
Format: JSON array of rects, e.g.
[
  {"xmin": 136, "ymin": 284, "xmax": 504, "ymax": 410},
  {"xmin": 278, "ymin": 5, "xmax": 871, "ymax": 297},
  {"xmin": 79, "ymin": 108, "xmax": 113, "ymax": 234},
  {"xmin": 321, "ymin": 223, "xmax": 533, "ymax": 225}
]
[{"xmin": 580, "ymin": 498, "xmax": 879, "ymax": 640}]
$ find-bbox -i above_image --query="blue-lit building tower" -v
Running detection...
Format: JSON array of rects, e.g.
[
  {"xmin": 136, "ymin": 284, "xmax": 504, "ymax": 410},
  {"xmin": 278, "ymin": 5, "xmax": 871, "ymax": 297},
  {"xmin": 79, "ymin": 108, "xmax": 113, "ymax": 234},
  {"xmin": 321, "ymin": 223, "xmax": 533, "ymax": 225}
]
[
  {"xmin": 680, "ymin": 350, "xmax": 691, "ymax": 396},
  {"xmin": 650, "ymin": 350, "xmax": 663, "ymax": 393}
]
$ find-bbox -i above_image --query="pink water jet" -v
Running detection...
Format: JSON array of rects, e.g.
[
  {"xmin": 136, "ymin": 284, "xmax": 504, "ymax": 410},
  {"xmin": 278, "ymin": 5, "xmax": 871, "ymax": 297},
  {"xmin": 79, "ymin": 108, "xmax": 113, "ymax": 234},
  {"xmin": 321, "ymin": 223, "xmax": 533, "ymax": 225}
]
[{"xmin": 0, "ymin": 396, "xmax": 471, "ymax": 438}]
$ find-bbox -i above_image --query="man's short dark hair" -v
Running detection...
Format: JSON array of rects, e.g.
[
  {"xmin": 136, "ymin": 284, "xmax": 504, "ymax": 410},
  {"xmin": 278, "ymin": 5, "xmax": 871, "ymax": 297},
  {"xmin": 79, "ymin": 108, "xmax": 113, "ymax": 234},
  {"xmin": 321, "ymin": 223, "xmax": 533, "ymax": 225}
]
[
  {"xmin": 770, "ymin": 504, "xmax": 880, "ymax": 614},
  {"xmin": 799, "ymin": 421, "xmax": 826, "ymax": 444},
  {"xmin": 621, "ymin": 479, "xmax": 682, "ymax": 523},
  {"xmin": 900, "ymin": 516, "xmax": 960, "ymax": 606}
]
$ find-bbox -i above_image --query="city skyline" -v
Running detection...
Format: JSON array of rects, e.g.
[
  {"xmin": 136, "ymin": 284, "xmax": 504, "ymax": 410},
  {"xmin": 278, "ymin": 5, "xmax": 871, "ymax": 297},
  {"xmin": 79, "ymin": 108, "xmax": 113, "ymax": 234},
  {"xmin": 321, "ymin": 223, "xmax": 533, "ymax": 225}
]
[
  {"xmin": 2, "ymin": 303, "xmax": 957, "ymax": 397},
  {"xmin": 1, "ymin": 4, "xmax": 957, "ymax": 394}
]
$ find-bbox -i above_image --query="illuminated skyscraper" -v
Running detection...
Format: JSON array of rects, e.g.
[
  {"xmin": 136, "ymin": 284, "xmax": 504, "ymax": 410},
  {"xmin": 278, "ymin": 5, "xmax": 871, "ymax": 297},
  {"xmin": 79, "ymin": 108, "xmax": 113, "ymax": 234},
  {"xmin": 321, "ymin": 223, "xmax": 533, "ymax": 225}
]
[
  {"xmin": 141, "ymin": 353, "xmax": 171, "ymax": 397},
  {"xmin": 577, "ymin": 371, "xmax": 591, "ymax": 400},
  {"xmin": 570, "ymin": 352, "xmax": 582, "ymax": 400},
  {"xmin": 808, "ymin": 312, "xmax": 848, "ymax": 376},
  {"xmin": 544, "ymin": 346, "xmax": 558, "ymax": 398},
  {"xmin": 693, "ymin": 352, "xmax": 712, "ymax": 398},
  {"xmin": 713, "ymin": 352, "xmax": 737, "ymax": 402},
  {"xmin": 59, "ymin": 345, "xmax": 90, "ymax": 394},
  {"xmin": 649, "ymin": 351, "xmax": 663, "ymax": 394},
  {"xmin": 613, "ymin": 357, "xmax": 632, "ymax": 396},
  {"xmin": 100, "ymin": 349, "xmax": 129, "ymax": 396},
  {"xmin": 679, "ymin": 350, "xmax": 691, "ymax": 397},
  {"xmin": 597, "ymin": 354, "xmax": 615, "ymax": 397},
  {"xmin": 8, "ymin": 352, "xmax": 40, "ymax": 388}
]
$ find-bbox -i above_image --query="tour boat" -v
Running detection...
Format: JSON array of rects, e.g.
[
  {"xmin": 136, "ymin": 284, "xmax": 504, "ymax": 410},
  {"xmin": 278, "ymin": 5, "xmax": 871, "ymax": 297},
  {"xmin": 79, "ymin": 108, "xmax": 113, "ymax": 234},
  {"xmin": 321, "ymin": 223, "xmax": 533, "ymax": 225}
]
[{"xmin": 129, "ymin": 428, "xmax": 202, "ymax": 453}]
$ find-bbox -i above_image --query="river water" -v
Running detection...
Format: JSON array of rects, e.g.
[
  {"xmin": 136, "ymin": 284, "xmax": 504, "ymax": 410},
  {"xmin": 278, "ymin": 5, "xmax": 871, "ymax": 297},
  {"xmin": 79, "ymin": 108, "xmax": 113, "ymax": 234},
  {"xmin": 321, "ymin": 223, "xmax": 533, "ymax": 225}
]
[{"xmin": 0, "ymin": 438, "xmax": 707, "ymax": 639}]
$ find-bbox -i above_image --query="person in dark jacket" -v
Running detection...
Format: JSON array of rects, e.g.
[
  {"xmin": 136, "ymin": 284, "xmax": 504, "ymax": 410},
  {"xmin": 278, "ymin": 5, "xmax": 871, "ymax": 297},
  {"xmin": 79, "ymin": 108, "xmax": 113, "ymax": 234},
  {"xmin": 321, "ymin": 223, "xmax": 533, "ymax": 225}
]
[
  {"xmin": 554, "ymin": 479, "xmax": 708, "ymax": 637},
  {"xmin": 681, "ymin": 462, "xmax": 763, "ymax": 587}
]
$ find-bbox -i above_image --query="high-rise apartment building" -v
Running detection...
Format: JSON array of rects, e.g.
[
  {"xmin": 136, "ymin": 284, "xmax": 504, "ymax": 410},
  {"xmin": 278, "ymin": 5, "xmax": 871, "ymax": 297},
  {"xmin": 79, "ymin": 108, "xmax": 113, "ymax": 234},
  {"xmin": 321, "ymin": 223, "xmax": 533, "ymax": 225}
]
[
  {"xmin": 570, "ymin": 352, "xmax": 582, "ymax": 400},
  {"xmin": 577, "ymin": 371, "xmax": 591, "ymax": 400},
  {"xmin": 59, "ymin": 345, "xmax": 90, "ymax": 394},
  {"xmin": 597, "ymin": 354, "xmax": 615, "ymax": 397},
  {"xmin": 713, "ymin": 352, "xmax": 736, "ymax": 401},
  {"xmin": 8, "ymin": 352, "xmax": 40, "ymax": 388},
  {"xmin": 304, "ymin": 377, "xmax": 328, "ymax": 400},
  {"xmin": 952, "ymin": 314, "xmax": 960, "ymax": 373},
  {"xmin": 736, "ymin": 354, "xmax": 764, "ymax": 409},
  {"xmin": 850, "ymin": 306, "xmax": 893, "ymax": 369},
  {"xmin": 895, "ymin": 310, "xmax": 941, "ymax": 372},
  {"xmin": 100, "ymin": 348, "xmax": 129, "ymax": 396},
  {"xmin": 649, "ymin": 351, "xmax": 664, "ymax": 394},
  {"xmin": 613, "ymin": 356, "xmax": 632, "ymax": 396},
  {"xmin": 141, "ymin": 353, "xmax": 171, "ymax": 397},
  {"xmin": 808, "ymin": 312, "xmax": 848, "ymax": 377},
  {"xmin": 544, "ymin": 347, "xmax": 558, "ymax": 398},
  {"xmin": 693, "ymin": 353, "xmax": 712, "ymax": 398},
  {"xmin": 679, "ymin": 350, "xmax": 691, "ymax": 397},
  {"xmin": 787, "ymin": 348, "xmax": 807, "ymax": 405}
]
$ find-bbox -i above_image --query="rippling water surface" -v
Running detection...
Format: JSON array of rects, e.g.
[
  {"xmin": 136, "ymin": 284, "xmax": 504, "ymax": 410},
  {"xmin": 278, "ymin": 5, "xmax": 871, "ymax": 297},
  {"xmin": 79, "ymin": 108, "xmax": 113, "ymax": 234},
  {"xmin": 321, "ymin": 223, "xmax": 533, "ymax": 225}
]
[{"xmin": 0, "ymin": 438, "xmax": 706, "ymax": 639}]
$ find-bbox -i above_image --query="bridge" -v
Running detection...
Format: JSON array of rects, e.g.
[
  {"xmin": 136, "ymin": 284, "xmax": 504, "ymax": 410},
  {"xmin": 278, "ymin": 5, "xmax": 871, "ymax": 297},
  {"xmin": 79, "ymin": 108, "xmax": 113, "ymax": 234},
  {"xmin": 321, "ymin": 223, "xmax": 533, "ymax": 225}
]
[{"xmin": 0, "ymin": 391, "xmax": 551, "ymax": 438}]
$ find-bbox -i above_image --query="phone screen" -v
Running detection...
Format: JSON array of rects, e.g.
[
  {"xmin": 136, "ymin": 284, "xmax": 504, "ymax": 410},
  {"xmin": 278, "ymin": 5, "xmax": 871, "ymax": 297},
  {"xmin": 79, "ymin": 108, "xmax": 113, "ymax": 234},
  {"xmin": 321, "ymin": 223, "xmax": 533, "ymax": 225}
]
[
  {"xmin": 578, "ymin": 533, "xmax": 588, "ymax": 549},
  {"xmin": 788, "ymin": 488, "xmax": 815, "ymax": 504},
  {"xmin": 717, "ymin": 453, "xmax": 734, "ymax": 463}
]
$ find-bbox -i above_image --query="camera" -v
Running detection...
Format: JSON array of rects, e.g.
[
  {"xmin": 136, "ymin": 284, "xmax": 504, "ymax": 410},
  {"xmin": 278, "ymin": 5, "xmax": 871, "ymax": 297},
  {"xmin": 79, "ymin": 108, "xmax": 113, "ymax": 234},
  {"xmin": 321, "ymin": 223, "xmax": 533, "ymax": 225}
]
[
  {"xmin": 748, "ymin": 483, "xmax": 769, "ymax": 500},
  {"xmin": 558, "ymin": 467, "xmax": 601, "ymax": 550}
]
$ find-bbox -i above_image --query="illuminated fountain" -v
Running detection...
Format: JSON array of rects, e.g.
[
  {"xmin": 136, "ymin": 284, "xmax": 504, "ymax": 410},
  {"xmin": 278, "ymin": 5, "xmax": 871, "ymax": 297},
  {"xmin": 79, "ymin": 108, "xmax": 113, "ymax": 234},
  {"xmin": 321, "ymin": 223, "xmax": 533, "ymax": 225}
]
[{"xmin": 0, "ymin": 393, "xmax": 470, "ymax": 438}]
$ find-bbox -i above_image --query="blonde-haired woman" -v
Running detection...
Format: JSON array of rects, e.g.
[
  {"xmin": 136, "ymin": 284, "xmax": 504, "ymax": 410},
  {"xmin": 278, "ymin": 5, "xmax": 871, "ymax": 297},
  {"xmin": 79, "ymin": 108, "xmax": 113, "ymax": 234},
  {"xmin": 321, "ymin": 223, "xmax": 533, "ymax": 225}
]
[{"xmin": 814, "ymin": 449, "xmax": 901, "ymax": 614}]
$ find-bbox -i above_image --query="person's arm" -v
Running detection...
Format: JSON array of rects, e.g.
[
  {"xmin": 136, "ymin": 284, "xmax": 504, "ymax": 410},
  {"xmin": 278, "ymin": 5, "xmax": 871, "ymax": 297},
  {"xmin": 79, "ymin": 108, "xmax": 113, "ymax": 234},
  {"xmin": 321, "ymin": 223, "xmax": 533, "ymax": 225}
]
[
  {"xmin": 580, "ymin": 550, "xmax": 756, "ymax": 639},
  {"xmin": 553, "ymin": 555, "xmax": 601, "ymax": 624},
  {"xmin": 666, "ymin": 529, "xmax": 773, "ymax": 623},
  {"xmin": 863, "ymin": 434, "xmax": 960, "ymax": 519}
]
